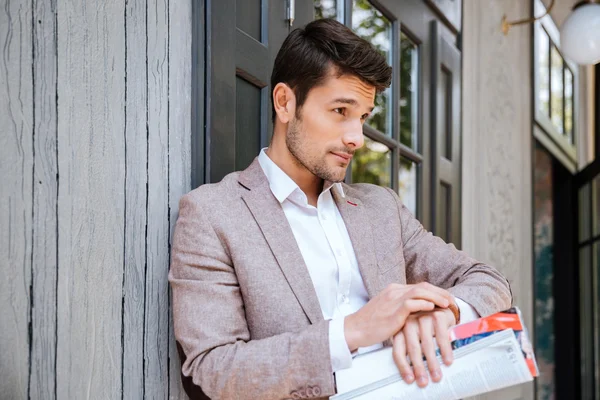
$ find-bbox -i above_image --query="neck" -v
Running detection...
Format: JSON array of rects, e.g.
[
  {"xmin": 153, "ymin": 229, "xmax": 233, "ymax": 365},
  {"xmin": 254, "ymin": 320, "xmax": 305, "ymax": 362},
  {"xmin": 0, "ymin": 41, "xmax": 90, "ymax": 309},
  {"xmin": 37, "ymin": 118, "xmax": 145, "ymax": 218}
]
[{"xmin": 266, "ymin": 125, "xmax": 323, "ymax": 206}]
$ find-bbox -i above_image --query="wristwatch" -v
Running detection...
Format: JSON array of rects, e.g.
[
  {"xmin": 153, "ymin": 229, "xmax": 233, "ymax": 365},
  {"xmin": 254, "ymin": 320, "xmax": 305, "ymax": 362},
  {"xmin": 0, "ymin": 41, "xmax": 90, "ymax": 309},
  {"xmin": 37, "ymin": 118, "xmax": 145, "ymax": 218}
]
[{"xmin": 448, "ymin": 301, "xmax": 461, "ymax": 325}]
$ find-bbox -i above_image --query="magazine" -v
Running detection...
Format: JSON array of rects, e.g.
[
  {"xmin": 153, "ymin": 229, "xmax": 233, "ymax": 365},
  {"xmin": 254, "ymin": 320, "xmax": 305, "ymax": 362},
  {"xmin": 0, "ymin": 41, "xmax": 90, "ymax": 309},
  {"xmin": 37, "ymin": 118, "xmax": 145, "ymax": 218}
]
[{"xmin": 332, "ymin": 307, "xmax": 537, "ymax": 400}]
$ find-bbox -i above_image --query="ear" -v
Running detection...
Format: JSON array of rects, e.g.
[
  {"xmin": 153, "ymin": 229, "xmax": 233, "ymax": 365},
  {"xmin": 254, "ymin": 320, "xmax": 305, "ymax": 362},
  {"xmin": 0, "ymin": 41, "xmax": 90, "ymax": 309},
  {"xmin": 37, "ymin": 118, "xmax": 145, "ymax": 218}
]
[{"xmin": 272, "ymin": 83, "xmax": 296, "ymax": 124}]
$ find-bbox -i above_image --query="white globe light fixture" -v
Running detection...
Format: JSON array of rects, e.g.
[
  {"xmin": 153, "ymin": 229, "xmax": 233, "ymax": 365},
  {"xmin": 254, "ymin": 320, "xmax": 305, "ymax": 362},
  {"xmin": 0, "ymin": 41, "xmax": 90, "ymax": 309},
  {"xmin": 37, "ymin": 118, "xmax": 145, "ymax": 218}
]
[{"xmin": 560, "ymin": 2, "xmax": 600, "ymax": 65}]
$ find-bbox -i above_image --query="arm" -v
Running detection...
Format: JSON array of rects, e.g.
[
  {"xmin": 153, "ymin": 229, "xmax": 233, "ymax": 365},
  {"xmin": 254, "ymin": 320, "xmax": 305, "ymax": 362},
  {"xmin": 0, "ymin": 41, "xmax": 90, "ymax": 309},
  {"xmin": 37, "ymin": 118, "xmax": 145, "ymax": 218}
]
[
  {"xmin": 169, "ymin": 193, "xmax": 335, "ymax": 400},
  {"xmin": 384, "ymin": 188, "xmax": 512, "ymax": 317}
]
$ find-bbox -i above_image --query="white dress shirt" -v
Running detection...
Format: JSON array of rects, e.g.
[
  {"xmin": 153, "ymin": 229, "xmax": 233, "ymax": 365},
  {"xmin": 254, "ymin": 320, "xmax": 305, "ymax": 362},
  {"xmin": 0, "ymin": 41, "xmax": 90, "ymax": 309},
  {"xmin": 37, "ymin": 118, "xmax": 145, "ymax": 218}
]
[{"xmin": 257, "ymin": 149, "xmax": 478, "ymax": 373}]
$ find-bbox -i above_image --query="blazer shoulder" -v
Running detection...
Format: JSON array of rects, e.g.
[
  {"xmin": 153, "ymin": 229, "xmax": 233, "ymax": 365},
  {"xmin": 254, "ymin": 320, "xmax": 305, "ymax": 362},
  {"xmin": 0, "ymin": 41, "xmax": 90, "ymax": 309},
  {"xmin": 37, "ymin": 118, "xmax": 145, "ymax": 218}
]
[{"xmin": 180, "ymin": 171, "xmax": 244, "ymax": 208}]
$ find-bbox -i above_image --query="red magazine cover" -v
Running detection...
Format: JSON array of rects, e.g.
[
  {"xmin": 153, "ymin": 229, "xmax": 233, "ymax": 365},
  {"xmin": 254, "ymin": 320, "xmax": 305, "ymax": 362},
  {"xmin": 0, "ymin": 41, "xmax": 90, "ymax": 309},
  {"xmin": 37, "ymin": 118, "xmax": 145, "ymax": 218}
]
[{"xmin": 448, "ymin": 307, "xmax": 538, "ymax": 377}]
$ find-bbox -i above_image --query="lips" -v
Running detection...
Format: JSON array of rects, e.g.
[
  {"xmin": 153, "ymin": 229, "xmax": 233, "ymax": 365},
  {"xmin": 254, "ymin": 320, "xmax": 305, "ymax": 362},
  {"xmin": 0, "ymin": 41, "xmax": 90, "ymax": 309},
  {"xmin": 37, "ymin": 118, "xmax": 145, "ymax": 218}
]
[{"xmin": 331, "ymin": 151, "xmax": 353, "ymax": 162}]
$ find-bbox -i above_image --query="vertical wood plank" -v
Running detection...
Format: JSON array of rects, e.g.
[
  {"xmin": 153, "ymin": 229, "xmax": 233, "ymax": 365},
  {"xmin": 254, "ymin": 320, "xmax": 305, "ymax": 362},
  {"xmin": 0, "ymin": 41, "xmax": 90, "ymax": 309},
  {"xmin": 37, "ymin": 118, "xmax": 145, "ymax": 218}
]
[
  {"xmin": 146, "ymin": 0, "xmax": 170, "ymax": 397},
  {"xmin": 168, "ymin": 0, "xmax": 192, "ymax": 396},
  {"xmin": 55, "ymin": 0, "xmax": 125, "ymax": 398},
  {"xmin": 0, "ymin": 1, "xmax": 33, "ymax": 399},
  {"xmin": 30, "ymin": 0, "xmax": 58, "ymax": 398},
  {"xmin": 123, "ymin": 0, "xmax": 148, "ymax": 398}
]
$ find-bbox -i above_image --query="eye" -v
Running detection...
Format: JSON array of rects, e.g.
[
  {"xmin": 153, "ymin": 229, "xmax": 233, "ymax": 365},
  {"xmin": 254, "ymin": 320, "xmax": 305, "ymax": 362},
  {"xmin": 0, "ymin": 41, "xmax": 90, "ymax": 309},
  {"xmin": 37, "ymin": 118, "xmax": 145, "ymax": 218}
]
[
  {"xmin": 361, "ymin": 113, "xmax": 370, "ymax": 121},
  {"xmin": 333, "ymin": 107, "xmax": 346, "ymax": 116}
]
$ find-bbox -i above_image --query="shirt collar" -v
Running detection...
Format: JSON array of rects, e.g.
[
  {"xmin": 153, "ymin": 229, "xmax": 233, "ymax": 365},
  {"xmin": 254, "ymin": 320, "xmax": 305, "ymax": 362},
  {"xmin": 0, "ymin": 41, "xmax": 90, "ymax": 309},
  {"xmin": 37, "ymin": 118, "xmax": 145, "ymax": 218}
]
[{"xmin": 257, "ymin": 148, "xmax": 345, "ymax": 203}]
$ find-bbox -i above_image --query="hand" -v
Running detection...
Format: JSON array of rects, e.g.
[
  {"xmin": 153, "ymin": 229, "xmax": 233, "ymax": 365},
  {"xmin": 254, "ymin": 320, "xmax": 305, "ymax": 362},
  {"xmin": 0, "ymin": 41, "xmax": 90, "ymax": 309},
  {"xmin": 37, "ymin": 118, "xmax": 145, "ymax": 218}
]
[
  {"xmin": 392, "ymin": 307, "xmax": 456, "ymax": 388},
  {"xmin": 344, "ymin": 283, "xmax": 454, "ymax": 352}
]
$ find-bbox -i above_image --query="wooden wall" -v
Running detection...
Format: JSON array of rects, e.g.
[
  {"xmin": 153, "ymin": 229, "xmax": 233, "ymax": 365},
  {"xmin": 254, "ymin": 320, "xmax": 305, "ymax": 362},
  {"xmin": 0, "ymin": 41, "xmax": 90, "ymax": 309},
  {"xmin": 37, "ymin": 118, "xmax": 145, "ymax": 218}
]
[{"xmin": 0, "ymin": 0, "xmax": 191, "ymax": 398}]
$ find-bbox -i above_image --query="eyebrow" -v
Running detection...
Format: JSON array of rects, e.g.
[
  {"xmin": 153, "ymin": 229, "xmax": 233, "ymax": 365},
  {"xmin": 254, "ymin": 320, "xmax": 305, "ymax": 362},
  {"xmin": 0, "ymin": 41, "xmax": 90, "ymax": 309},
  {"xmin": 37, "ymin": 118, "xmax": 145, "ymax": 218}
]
[{"xmin": 329, "ymin": 98, "xmax": 375, "ymax": 112}]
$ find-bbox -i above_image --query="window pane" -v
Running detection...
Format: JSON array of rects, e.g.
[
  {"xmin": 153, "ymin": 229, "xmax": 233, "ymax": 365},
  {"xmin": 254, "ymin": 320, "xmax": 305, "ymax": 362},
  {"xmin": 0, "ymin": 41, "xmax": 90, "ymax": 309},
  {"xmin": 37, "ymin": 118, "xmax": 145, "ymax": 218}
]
[
  {"xmin": 352, "ymin": 0, "xmax": 392, "ymax": 136},
  {"xmin": 351, "ymin": 137, "xmax": 391, "ymax": 187},
  {"xmin": 534, "ymin": 143, "xmax": 555, "ymax": 400},
  {"xmin": 565, "ymin": 67, "xmax": 574, "ymax": 144},
  {"xmin": 314, "ymin": 0, "xmax": 337, "ymax": 20},
  {"xmin": 550, "ymin": 44, "xmax": 564, "ymax": 134},
  {"xmin": 538, "ymin": 27, "xmax": 550, "ymax": 118},
  {"xmin": 399, "ymin": 157, "xmax": 418, "ymax": 216},
  {"xmin": 400, "ymin": 33, "xmax": 419, "ymax": 149}
]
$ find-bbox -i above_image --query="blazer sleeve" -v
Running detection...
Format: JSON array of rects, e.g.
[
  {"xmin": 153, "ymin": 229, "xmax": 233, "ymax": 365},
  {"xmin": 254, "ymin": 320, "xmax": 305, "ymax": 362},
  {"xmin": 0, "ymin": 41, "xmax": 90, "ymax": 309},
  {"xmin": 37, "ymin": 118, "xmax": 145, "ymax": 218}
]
[
  {"xmin": 384, "ymin": 188, "xmax": 513, "ymax": 317},
  {"xmin": 168, "ymin": 193, "xmax": 336, "ymax": 400}
]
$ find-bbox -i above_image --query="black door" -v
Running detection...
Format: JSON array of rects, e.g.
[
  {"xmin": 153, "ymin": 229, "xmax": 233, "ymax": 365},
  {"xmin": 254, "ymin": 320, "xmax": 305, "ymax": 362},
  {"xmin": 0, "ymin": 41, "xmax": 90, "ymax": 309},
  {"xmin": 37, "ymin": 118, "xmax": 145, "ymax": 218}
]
[{"xmin": 197, "ymin": 0, "xmax": 291, "ymax": 187}]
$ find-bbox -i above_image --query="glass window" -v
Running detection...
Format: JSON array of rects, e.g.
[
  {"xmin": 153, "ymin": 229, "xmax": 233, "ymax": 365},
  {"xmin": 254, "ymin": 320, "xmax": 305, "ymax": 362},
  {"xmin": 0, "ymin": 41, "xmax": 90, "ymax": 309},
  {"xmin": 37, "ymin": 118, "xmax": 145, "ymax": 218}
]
[
  {"xmin": 399, "ymin": 157, "xmax": 418, "ymax": 216},
  {"xmin": 534, "ymin": 143, "xmax": 555, "ymax": 400},
  {"xmin": 538, "ymin": 27, "xmax": 550, "ymax": 118},
  {"xmin": 400, "ymin": 33, "xmax": 419, "ymax": 150},
  {"xmin": 550, "ymin": 44, "xmax": 564, "ymax": 135},
  {"xmin": 352, "ymin": 0, "xmax": 392, "ymax": 136},
  {"xmin": 564, "ymin": 67, "xmax": 574, "ymax": 144},
  {"xmin": 352, "ymin": 136, "xmax": 392, "ymax": 187},
  {"xmin": 314, "ymin": 0, "xmax": 337, "ymax": 20}
]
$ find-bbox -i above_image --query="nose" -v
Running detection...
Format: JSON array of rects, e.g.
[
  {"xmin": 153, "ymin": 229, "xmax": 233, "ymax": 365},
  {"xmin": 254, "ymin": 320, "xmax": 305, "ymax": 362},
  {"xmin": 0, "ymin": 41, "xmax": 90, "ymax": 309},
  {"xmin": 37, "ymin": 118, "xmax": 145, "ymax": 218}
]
[{"xmin": 342, "ymin": 120, "xmax": 365, "ymax": 150}]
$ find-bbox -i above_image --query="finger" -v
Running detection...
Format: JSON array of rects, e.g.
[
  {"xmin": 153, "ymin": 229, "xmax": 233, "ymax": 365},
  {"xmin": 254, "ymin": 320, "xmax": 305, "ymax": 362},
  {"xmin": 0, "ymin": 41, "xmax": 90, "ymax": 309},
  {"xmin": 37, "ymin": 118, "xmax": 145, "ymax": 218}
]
[
  {"xmin": 401, "ymin": 299, "xmax": 435, "ymax": 316},
  {"xmin": 405, "ymin": 288, "xmax": 451, "ymax": 309},
  {"xmin": 392, "ymin": 332, "xmax": 415, "ymax": 384},
  {"xmin": 434, "ymin": 311, "xmax": 454, "ymax": 366},
  {"xmin": 414, "ymin": 282, "xmax": 455, "ymax": 303},
  {"xmin": 405, "ymin": 322, "xmax": 428, "ymax": 388},
  {"xmin": 419, "ymin": 316, "xmax": 442, "ymax": 383}
]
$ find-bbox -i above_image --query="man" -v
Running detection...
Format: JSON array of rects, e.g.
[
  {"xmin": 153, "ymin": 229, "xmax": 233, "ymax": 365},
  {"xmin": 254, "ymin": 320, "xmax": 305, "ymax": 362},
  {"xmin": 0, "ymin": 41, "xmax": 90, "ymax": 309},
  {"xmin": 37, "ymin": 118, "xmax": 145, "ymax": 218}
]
[{"xmin": 169, "ymin": 18, "xmax": 512, "ymax": 400}]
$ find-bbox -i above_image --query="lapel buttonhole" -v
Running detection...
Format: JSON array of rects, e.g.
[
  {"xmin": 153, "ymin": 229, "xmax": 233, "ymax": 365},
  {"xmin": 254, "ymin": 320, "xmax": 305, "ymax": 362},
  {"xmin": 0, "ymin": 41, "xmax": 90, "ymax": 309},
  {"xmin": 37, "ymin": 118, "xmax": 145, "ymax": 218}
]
[{"xmin": 347, "ymin": 201, "xmax": 358, "ymax": 206}]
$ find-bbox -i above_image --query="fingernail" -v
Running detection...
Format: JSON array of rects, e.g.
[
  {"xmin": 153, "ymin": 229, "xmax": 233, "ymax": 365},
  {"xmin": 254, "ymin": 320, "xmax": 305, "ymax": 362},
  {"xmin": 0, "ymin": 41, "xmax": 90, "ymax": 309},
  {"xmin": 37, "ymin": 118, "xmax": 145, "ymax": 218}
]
[
  {"xmin": 444, "ymin": 356, "xmax": 453, "ymax": 365},
  {"xmin": 418, "ymin": 376, "xmax": 428, "ymax": 386},
  {"xmin": 431, "ymin": 370, "xmax": 441, "ymax": 381},
  {"xmin": 404, "ymin": 374, "xmax": 414, "ymax": 383}
]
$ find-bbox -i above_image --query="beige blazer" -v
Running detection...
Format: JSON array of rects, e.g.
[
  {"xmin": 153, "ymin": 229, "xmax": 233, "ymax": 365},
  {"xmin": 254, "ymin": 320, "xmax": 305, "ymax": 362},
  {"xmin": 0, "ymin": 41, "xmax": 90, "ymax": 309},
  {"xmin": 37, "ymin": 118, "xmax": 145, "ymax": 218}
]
[{"xmin": 169, "ymin": 158, "xmax": 512, "ymax": 400}]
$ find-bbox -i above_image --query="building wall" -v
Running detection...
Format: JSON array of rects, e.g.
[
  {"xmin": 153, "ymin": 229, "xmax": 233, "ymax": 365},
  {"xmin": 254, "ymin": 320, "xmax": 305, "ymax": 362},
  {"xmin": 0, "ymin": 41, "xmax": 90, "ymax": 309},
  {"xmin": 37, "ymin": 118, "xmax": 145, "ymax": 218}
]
[
  {"xmin": 462, "ymin": 1, "xmax": 534, "ymax": 399},
  {"xmin": 0, "ymin": 0, "xmax": 191, "ymax": 398}
]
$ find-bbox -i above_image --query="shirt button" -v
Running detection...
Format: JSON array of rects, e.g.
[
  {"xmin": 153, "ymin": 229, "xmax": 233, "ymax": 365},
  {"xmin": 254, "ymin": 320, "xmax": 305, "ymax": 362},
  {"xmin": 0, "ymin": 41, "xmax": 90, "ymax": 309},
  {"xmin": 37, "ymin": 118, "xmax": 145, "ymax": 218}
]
[
  {"xmin": 321, "ymin": 214, "xmax": 327, "ymax": 220},
  {"xmin": 341, "ymin": 295, "xmax": 349, "ymax": 304}
]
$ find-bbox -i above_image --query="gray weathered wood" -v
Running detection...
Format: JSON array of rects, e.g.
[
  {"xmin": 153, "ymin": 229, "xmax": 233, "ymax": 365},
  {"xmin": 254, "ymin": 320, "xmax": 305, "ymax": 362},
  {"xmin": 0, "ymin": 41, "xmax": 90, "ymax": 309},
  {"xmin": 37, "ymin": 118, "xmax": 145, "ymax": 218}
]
[
  {"xmin": 30, "ymin": 0, "xmax": 58, "ymax": 398},
  {"xmin": 123, "ymin": 0, "xmax": 148, "ymax": 398},
  {"xmin": 145, "ymin": 0, "xmax": 170, "ymax": 397},
  {"xmin": 0, "ymin": 1, "xmax": 34, "ymax": 399},
  {"xmin": 55, "ymin": 0, "xmax": 125, "ymax": 398},
  {"xmin": 168, "ymin": 0, "xmax": 193, "ymax": 397}
]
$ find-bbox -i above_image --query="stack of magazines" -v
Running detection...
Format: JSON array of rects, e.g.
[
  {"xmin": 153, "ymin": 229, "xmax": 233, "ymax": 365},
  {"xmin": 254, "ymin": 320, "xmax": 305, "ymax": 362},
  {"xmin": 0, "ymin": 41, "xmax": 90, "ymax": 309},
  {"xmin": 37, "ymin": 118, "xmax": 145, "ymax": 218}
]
[{"xmin": 332, "ymin": 307, "xmax": 538, "ymax": 400}]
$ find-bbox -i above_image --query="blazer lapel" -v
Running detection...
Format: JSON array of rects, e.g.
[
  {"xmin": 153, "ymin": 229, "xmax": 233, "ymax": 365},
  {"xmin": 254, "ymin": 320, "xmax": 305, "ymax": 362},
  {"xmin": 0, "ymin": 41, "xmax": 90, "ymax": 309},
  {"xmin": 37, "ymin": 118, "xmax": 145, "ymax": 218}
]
[
  {"xmin": 239, "ymin": 160, "xmax": 324, "ymax": 325},
  {"xmin": 332, "ymin": 189, "xmax": 383, "ymax": 299}
]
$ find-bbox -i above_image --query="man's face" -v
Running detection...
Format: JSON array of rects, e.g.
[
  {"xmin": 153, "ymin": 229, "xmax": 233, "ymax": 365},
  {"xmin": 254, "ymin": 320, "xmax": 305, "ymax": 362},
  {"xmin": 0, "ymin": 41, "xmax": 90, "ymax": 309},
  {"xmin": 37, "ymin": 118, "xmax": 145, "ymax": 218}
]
[{"xmin": 286, "ymin": 72, "xmax": 376, "ymax": 183}]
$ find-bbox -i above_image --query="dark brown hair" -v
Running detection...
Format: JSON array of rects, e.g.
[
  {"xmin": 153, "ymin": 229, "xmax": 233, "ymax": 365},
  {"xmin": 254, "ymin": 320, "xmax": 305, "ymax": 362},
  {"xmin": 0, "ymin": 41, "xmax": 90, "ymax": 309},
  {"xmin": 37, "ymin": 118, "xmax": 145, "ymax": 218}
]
[{"xmin": 270, "ymin": 18, "xmax": 392, "ymax": 123}]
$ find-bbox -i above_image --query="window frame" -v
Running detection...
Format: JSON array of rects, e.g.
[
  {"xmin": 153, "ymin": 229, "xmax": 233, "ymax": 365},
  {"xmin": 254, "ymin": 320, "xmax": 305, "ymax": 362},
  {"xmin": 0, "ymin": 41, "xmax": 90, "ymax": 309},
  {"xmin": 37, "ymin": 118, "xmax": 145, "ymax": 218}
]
[{"xmin": 533, "ymin": 0, "xmax": 579, "ymax": 173}]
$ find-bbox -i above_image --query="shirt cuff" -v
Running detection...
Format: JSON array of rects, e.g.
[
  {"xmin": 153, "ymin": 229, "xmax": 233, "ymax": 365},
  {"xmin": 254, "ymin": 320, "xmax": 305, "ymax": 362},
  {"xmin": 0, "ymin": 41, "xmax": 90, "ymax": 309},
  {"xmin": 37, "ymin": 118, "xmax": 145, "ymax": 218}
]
[
  {"xmin": 329, "ymin": 317, "xmax": 353, "ymax": 372},
  {"xmin": 455, "ymin": 297, "xmax": 480, "ymax": 324}
]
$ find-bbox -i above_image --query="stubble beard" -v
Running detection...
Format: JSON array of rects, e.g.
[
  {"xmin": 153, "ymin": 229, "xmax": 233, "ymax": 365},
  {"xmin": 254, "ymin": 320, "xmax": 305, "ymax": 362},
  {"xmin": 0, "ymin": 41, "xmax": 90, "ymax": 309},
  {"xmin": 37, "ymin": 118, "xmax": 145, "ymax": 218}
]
[{"xmin": 286, "ymin": 116, "xmax": 347, "ymax": 183}]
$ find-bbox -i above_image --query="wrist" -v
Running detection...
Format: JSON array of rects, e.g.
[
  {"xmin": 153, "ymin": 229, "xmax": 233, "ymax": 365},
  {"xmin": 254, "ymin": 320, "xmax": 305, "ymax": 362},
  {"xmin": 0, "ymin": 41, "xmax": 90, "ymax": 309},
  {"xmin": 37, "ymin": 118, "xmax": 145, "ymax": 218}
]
[{"xmin": 344, "ymin": 314, "xmax": 361, "ymax": 352}]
